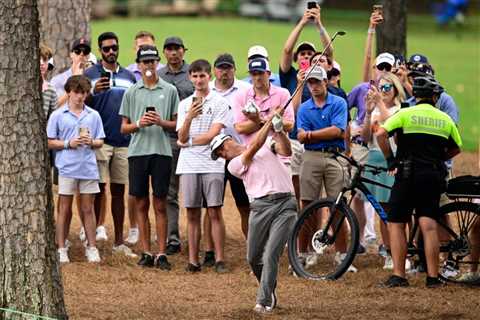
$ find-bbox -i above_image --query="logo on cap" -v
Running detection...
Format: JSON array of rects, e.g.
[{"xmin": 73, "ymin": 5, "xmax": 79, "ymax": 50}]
[{"xmin": 413, "ymin": 55, "xmax": 421, "ymax": 62}]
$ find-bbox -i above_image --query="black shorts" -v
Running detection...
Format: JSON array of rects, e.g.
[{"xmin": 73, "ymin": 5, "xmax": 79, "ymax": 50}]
[
  {"xmin": 388, "ymin": 169, "xmax": 447, "ymax": 223},
  {"xmin": 224, "ymin": 160, "xmax": 249, "ymax": 207},
  {"xmin": 128, "ymin": 155, "xmax": 172, "ymax": 198}
]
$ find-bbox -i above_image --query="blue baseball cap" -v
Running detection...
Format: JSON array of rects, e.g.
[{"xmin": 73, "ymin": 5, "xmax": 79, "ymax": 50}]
[
  {"xmin": 248, "ymin": 58, "xmax": 270, "ymax": 73},
  {"xmin": 408, "ymin": 54, "xmax": 429, "ymax": 64}
]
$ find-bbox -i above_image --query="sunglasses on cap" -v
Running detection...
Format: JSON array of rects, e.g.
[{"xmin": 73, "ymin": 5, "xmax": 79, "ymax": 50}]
[
  {"xmin": 380, "ymin": 83, "xmax": 394, "ymax": 93},
  {"xmin": 376, "ymin": 63, "xmax": 392, "ymax": 72},
  {"xmin": 73, "ymin": 47, "xmax": 90, "ymax": 55},
  {"xmin": 101, "ymin": 45, "xmax": 118, "ymax": 53}
]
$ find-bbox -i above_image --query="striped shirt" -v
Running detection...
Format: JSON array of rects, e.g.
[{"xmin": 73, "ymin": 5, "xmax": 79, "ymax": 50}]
[
  {"xmin": 176, "ymin": 91, "xmax": 231, "ymax": 174},
  {"xmin": 42, "ymin": 83, "xmax": 58, "ymax": 118}
]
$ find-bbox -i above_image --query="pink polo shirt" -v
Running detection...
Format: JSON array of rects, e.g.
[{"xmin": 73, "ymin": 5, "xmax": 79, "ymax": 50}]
[
  {"xmin": 228, "ymin": 141, "xmax": 294, "ymax": 200},
  {"xmin": 232, "ymin": 85, "xmax": 294, "ymax": 145}
]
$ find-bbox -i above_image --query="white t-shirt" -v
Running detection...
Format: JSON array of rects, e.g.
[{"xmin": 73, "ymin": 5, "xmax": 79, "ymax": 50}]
[
  {"xmin": 368, "ymin": 105, "xmax": 400, "ymax": 151},
  {"xmin": 209, "ymin": 79, "xmax": 251, "ymax": 143},
  {"xmin": 176, "ymin": 91, "xmax": 231, "ymax": 174}
]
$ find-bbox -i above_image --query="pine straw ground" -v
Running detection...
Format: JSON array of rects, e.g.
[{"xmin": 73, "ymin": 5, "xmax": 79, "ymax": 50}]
[{"xmin": 61, "ymin": 152, "xmax": 479, "ymax": 320}]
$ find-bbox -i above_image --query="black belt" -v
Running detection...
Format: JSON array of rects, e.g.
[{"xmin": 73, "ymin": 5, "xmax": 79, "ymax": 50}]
[
  {"xmin": 305, "ymin": 147, "xmax": 343, "ymax": 153},
  {"xmin": 255, "ymin": 192, "xmax": 293, "ymax": 202}
]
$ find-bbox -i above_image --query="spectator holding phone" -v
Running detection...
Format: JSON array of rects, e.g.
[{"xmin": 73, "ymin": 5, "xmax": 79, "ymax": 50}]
[
  {"xmin": 176, "ymin": 59, "xmax": 231, "ymax": 273},
  {"xmin": 119, "ymin": 45, "xmax": 179, "ymax": 270},
  {"xmin": 47, "ymin": 75, "xmax": 105, "ymax": 263},
  {"xmin": 84, "ymin": 32, "xmax": 137, "ymax": 257}
]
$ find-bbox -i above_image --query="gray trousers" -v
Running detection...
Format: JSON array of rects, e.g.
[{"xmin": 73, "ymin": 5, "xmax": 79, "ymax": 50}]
[
  {"xmin": 247, "ymin": 193, "xmax": 297, "ymax": 306},
  {"xmin": 167, "ymin": 136, "xmax": 180, "ymax": 244}
]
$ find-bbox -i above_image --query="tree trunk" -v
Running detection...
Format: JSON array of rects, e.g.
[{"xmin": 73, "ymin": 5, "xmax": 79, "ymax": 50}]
[
  {"xmin": 376, "ymin": 0, "xmax": 407, "ymax": 56},
  {"xmin": 0, "ymin": 1, "xmax": 67, "ymax": 319},
  {"xmin": 38, "ymin": 0, "xmax": 92, "ymax": 75}
]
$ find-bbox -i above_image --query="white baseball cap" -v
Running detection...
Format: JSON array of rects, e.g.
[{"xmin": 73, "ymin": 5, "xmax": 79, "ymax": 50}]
[
  {"xmin": 210, "ymin": 134, "xmax": 232, "ymax": 160},
  {"xmin": 247, "ymin": 45, "xmax": 269, "ymax": 59},
  {"xmin": 332, "ymin": 61, "xmax": 341, "ymax": 72},
  {"xmin": 375, "ymin": 52, "xmax": 395, "ymax": 67},
  {"xmin": 306, "ymin": 66, "xmax": 327, "ymax": 81}
]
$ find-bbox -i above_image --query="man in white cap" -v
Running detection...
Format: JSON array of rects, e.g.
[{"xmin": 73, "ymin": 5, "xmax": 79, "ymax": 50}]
[
  {"xmin": 242, "ymin": 45, "xmax": 281, "ymax": 86},
  {"xmin": 210, "ymin": 115, "xmax": 297, "ymax": 314}
]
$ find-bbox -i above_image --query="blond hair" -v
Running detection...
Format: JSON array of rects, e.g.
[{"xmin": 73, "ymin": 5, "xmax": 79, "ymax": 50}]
[{"xmin": 378, "ymin": 73, "xmax": 406, "ymax": 106}]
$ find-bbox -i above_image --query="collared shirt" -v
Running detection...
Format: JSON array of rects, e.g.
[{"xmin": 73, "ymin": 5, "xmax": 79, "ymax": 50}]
[
  {"xmin": 126, "ymin": 62, "xmax": 164, "ymax": 81},
  {"xmin": 297, "ymin": 94, "xmax": 348, "ymax": 151},
  {"xmin": 242, "ymin": 72, "xmax": 281, "ymax": 87},
  {"xmin": 46, "ymin": 105, "xmax": 105, "ymax": 179},
  {"xmin": 176, "ymin": 91, "xmax": 231, "ymax": 174},
  {"xmin": 158, "ymin": 62, "xmax": 194, "ymax": 101},
  {"xmin": 210, "ymin": 78, "xmax": 251, "ymax": 143},
  {"xmin": 405, "ymin": 92, "xmax": 459, "ymax": 124},
  {"xmin": 232, "ymin": 84, "xmax": 294, "ymax": 145},
  {"xmin": 50, "ymin": 68, "xmax": 73, "ymax": 98},
  {"xmin": 84, "ymin": 62, "xmax": 136, "ymax": 147},
  {"xmin": 119, "ymin": 78, "xmax": 179, "ymax": 158}
]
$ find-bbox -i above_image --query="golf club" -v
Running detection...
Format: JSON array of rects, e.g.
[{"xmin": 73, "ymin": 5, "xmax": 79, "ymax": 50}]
[{"xmin": 282, "ymin": 30, "xmax": 347, "ymax": 110}]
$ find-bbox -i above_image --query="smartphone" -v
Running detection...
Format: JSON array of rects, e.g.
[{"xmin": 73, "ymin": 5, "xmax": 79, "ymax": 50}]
[
  {"xmin": 373, "ymin": 4, "xmax": 384, "ymax": 22},
  {"xmin": 146, "ymin": 106, "xmax": 155, "ymax": 113},
  {"xmin": 307, "ymin": 2, "xmax": 317, "ymax": 9},
  {"xmin": 78, "ymin": 127, "xmax": 90, "ymax": 137},
  {"xmin": 369, "ymin": 79, "xmax": 376, "ymax": 89},
  {"xmin": 100, "ymin": 70, "xmax": 111, "ymax": 79},
  {"xmin": 300, "ymin": 60, "xmax": 310, "ymax": 71}
]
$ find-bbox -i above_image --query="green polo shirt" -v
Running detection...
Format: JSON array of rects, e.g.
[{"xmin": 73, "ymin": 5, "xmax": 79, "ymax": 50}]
[{"xmin": 119, "ymin": 78, "xmax": 179, "ymax": 157}]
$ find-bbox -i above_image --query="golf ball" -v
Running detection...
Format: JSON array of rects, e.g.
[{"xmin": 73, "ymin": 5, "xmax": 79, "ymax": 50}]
[{"xmin": 146, "ymin": 70, "xmax": 152, "ymax": 77}]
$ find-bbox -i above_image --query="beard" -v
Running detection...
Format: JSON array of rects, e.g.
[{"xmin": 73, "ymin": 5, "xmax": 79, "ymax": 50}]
[{"xmin": 102, "ymin": 53, "xmax": 117, "ymax": 64}]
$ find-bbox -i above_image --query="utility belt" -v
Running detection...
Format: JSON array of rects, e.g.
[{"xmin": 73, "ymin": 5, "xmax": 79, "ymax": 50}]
[{"xmin": 397, "ymin": 157, "xmax": 447, "ymax": 180}]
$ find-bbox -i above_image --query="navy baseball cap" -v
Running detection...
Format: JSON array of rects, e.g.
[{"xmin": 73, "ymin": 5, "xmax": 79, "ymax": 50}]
[
  {"xmin": 71, "ymin": 37, "xmax": 91, "ymax": 51},
  {"xmin": 248, "ymin": 58, "xmax": 270, "ymax": 73},
  {"xmin": 163, "ymin": 36, "xmax": 186, "ymax": 49},
  {"xmin": 408, "ymin": 54, "xmax": 429, "ymax": 65},
  {"xmin": 136, "ymin": 45, "xmax": 160, "ymax": 63},
  {"xmin": 214, "ymin": 53, "xmax": 235, "ymax": 68}
]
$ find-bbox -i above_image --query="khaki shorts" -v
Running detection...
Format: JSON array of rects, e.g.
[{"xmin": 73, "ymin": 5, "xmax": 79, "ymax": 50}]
[
  {"xmin": 300, "ymin": 150, "xmax": 347, "ymax": 201},
  {"xmin": 290, "ymin": 138, "xmax": 304, "ymax": 176},
  {"xmin": 96, "ymin": 144, "xmax": 128, "ymax": 184},
  {"xmin": 58, "ymin": 176, "xmax": 99, "ymax": 195}
]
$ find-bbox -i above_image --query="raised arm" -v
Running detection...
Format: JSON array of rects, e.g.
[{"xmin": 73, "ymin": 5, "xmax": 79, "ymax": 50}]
[
  {"xmin": 241, "ymin": 117, "xmax": 273, "ymax": 167},
  {"xmin": 280, "ymin": 12, "xmax": 310, "ymax": 73},
  {"xmin": 362, "ymin": 12, "xmax": 383, "ymax": 82},
  {"xmin": 314, "ymin": 5, "xmax": 333, "ymax": 58}
]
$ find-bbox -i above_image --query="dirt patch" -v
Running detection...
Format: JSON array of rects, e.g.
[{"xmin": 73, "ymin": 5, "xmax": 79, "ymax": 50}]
[{"xmin": 61, "ymin": 152, "xmax": 480, "ymax": 319}]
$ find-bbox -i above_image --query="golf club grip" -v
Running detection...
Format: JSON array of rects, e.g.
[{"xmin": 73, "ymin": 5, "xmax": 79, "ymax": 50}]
[{"xmin": 281, "ymin": 32, "xmax": 341, "ymax": 111}]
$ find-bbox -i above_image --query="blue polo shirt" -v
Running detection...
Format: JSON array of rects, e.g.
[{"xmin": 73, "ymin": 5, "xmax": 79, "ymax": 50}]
[
  {"xmin": 47, "ymin": 105, "xmax": 105, "ymax": 180},
  {"xmin": 84, "ymin": 62, "xmax": 136, "ymax": 147},
  {"xmin": 297, "ymin": 93, "xmax": 347, "ymax": 151}
]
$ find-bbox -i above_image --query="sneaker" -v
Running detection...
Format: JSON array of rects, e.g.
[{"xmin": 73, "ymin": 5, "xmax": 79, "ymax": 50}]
[
  {"xmin": 440, "ymin": 261, "xmax": 459, "ymax": 279},
  {"xmin": 96, "ymin": 225, "xmax": 108, "ymax": 241},
  {"xmin": 405, "ymin": 258, "xmax": 412, "ymax": 271},
  {"xmin": 378, "ymin": 244, "xmax": 388, "ymax": 257},
  {"xmin": 64, "ymin": 239, "xmax": 72, "ymax": 250},
  {"xmin": 214, "ymin": 261, "xmax": 228, "ymax": 273},
  {"xmin": 155, "ymin": 254, "xmax": 171, "ymax": 271},
  {"xmin": 357, "ymin": 244, "xmax": 367, "ymax": 255},
  {"xmin": 137, "ymin": 252, "xmax": 155, "ymax": 267},
  {"xmin": 125, "ymin": 227, "xmax": 139, "ymax": 245},
  {"xmin": 79, "ymin": 227, "xmax": 86, "ymax": 242},
  {"xmin": 379, "ymin": 275, "xmax": 409, "ymax": 288},
  {"xmin": 85, "ymin": 246, "xmax": 101, "ymax": 263},
  {"xmin": 426, "ymin": 276, "xmax": 446, "ymax": 288},
  {"xmin": 166, "ymin": 242, "xmax": 181, "ymax": 255},
  {"xmin": 383, "ymin": 255, "xmax": 394, "ymax": 270},
  {"xmin": 58, "ymin": 248, "xmax": 70, "ymax": 263},
  {"xmin": 335, "ymin": 252, "xmax": 358, "ymax": 273},
  {"xmin": 113, "ymin": 244, "xmax": 138, "ymax": 258},
  {"xmin": 186, "ymin": 263, "xmax": 202, "ymax": 273},
  {"xmin": 202, "ymin": 251, "xmax": 216, "ymax": 267},
  {"xmin": 253, "ymin": 304, "xmax": 273, "ymax": 314}
]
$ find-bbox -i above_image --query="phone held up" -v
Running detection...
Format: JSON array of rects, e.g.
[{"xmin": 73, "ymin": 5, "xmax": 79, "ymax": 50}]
[
  {"xmin": 146, "ymin": 106, "xmax": 155, "ymax": 113},
  {"xmin": 300, "ymin": 60, "xmax": 310, "ymax": 71},
  {"xmin": 192, "ymin": 97, "xmax": 203, "ymax": 114},
  {"xmin": 373, "ymin": 4, "xmax": 384, "ymax": 22},
  {"xmin": 307, "ymin": 2, "xmax": 318, "ymax": 9}
]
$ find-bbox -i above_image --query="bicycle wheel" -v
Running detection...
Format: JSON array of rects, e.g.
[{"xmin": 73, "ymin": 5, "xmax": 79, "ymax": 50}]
[
  {"xmin": 438, "ymin": 201, "xmax": 480, "ymax": 284},
  {"xmin": 288, "ymin": 198, "xmax": 359, "ymax": 280}
]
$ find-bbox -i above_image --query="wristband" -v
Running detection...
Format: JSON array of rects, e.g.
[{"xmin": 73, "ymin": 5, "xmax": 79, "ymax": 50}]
[
  {"xmin": 136, "ymin": 120, "xmax": 141, "ymax": 128},
  {"xmin": 64, "ymin": 140, "xmax": 69, "ymax": 149},
  {"xmin": 368, "ymin": 27, "xmax": 376, "ymax": 34}
]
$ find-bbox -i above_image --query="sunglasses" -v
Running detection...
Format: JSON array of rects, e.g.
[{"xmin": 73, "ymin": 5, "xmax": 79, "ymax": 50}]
[
  {"xmin": 101, "ymin": 45, "xmax": 118, "ymax": 53},
  {"xmin": 380, "ymin": 83, "xmax": 394, "ymax": 93},
  {"xmin": 73, "ymin": 48, "xmax": 90, "ymax": 55},
  {"xmin": 376, "ymin": 63, "xmax": 392, "ymax": 72},
  {"xmin": 141, "ymin": 59, "xmax": 157, "ymax": 65}
]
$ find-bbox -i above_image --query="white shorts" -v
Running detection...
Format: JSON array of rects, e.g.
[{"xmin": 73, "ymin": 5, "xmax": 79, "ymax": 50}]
[{"xmin": 58, "ymin": 176, "xmax": 100, "ymax": 195}]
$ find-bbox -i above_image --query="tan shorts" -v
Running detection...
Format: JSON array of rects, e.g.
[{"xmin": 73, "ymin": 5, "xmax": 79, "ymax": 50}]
[
  {"xmin": 290, "ymin": 139, "xmax": 304, "ymax": 176},
  {"xmin": 58, "ymin": 176, "xmax": 99, "ymax": 195},
  {"xmin": 96, "ymin": 144, "xmax": 128, "ymax": 184},
  {"xmin": 300, "ymin": 150, "xmax": 347, "ymax": 201}
]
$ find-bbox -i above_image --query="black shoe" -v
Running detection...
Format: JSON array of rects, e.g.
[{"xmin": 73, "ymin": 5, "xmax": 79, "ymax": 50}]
[
  {"xmin": 426, "ymin": 276, "xmax": 446, "ymax": 288},
  {"xmin": 214, "ymin": 261, "xmax": 228, "ymax": 273},
  {"xmin": 203, "ymin": 251, "xmax": 216, "ymax": 267},
  {"xmin": 378, "ymin": 275, "xmax": 409, "ymax": 288},
  {"xmin": 357, "ymin": 244, "xmax": 366, "ymax": 255},
  {"xmin": 166, "ymin": 242, "xmax": 181, "ymax": 255},
  {"xmin": 186, "ymin": 263, "xmax": 201, "ymax": 273},
  {"xmin": 137, "ymin": 252, "xmax": 155, "ymax": 267},
  {"xmin": 155, "ymin": 254, "xmax": 171, "ymax": 271}
]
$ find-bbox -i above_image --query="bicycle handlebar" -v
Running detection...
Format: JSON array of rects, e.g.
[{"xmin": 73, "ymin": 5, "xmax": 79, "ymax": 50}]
[{"xmin": 331, "ymin": 150, "xmax": 388, "ymax": 173}]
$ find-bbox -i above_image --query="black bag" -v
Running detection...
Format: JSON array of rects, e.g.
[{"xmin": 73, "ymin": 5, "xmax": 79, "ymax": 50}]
[{"xmin": 446, "ymin": 175, "xmax": 480, "ymax": 198}]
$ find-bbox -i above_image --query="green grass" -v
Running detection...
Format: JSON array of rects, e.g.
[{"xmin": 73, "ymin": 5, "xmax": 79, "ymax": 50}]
[{"xmin": 91, "ymin": 10, "xmax": 480, "ymax": 151}]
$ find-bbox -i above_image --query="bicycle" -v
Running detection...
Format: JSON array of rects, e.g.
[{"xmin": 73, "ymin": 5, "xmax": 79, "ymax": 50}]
[{"xmin": 287, "ymin": 151, "xmax": 480, "ymax": 285}]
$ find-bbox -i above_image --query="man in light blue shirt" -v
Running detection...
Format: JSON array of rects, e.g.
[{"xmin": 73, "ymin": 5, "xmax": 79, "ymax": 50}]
[{"xmin": 47, "ymin": 75, "xmax": 105, "ymax": 264}]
